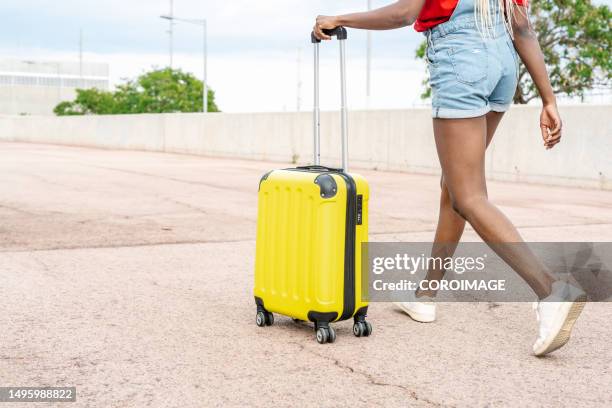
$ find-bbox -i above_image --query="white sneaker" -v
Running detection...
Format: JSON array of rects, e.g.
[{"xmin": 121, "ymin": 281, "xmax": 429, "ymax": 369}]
[
  {"xmin": 533, "ymin": 281, "xmax": 587, "ymax": 357},
  {"xmin": 395, "ymin": 291, "xmax": 436, "ymax": 323}
]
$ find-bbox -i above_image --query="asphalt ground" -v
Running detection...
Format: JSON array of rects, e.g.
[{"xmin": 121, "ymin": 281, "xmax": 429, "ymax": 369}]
[{"xmin": 1, "ymin": 142, "xmax": 611, "ymax": 407}]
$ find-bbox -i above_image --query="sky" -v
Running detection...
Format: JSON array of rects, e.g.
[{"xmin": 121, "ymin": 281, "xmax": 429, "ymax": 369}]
[{"xmin": 1, "ymin": 1, "xmax": 610, "ymax": 112}]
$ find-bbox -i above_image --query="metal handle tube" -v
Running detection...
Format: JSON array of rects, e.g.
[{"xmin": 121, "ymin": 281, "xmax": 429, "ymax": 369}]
[
  {"xmin": 339, "ymin": 39, "xmax": 348, "ymax": 172},
  {"xmin": 311, "ymin": 27, "xmax": 349, "ymax": 171},
  {"xmin": 313, "ymin": 43, "xmax": 321, "ymax": 166}
]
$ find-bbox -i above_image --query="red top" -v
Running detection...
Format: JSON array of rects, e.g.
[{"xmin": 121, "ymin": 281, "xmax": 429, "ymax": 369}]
[{"xmin": 414, "ymin": 0, "xmax": 528, "ymax": 32}]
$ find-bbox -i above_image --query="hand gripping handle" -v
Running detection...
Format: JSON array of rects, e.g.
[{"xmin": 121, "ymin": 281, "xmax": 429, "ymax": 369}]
[{"xmin": 310, "ymin": 27, "xmax": 348, "ymax": 43}]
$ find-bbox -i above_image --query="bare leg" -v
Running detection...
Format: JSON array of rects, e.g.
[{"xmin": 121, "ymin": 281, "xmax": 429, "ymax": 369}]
[
  {"xmin": 418, "ymin": 112, "xmax": 505, "ymax": 298},
  {"xmin": 427, "ymin": 115, "xmax": 554, "ymax": 299}
]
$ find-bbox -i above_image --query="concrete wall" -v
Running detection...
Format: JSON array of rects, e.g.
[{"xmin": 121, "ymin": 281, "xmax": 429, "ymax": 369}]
[
  {"xmin": 0, "ymin": 85, "xmax": 78, "ymax": 116},
  {"xmin": 1, "ymin": 105, "xmax": 610, "ymax": 190}
]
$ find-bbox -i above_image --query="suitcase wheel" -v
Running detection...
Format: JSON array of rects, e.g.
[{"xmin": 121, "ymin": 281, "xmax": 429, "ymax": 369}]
[
  {"xmin": 256, "ymin": 311, "xmax": 274, "ymax": 327},
  {"xmin": 316, "ymin": 326, "xmax": 336, "ymax": 344},
  {"xmin": 353, "ymin": 321, "xmax": 372, "ymax": 337}
]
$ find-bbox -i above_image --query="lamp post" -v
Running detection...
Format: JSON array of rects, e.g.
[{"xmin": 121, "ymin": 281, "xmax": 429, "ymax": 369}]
[
  {"xmin": 366, "ymin": 0, "xmax": 372, "ymax": 109},
  {"xmin": 160, "ymin": 15, "xmax": 208, "ymax": 113},
  {"xmin": 168, "ymin": 0, "xmax": 174, "ymax": 68}
]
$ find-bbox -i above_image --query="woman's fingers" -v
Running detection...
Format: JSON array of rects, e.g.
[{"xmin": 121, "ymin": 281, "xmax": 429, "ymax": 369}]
[
  {"xmin": 313, "ymin": 24, "xmax": 331, "ymax": 40},
  {"xmin": 313, "ymin": 15, "xmax": 336, "ymax": 40},
  {"xmin": 543, "ymin": 106, "xmax": 563, "ymax": 143},
  {"xmin": 546, "ymin": 135, "xmax": 561, "ymax": 149},
  {"xmin": 547, "ymin": 132, "xmax": 562, "ymax": 143},
  {"xmin": 540, "ymin": 105, "xmax": 563, "ymax": 149},
  {"xmin": 546, "ymin": 122, "xmax": 562, "ymax": 143},
  {"xmin": 541, "ymin": 123, "xmax": 562, "ymax": 149},
  {"xmin": 540, "ymin": 124, "xmax": 550, "ymax": 144},
  {"xmin": 550, "ymin": 116, "xmax": 562, "ymax": 135}
]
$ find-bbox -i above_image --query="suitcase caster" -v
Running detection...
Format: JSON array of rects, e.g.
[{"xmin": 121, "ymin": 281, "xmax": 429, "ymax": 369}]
[
  {"xmin": 256, "ymin": 311, "xmax": 274, "ymax": 327},
  {"xmin": 315, "ymin": 326, "xmax": 336, "ymax": 344},
  {"xmin": 353, "ymin": 321, "xmax": 372, "ymax": 337}
]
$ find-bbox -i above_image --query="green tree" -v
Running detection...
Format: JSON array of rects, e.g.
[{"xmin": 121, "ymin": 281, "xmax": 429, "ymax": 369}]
[
  {"xmin": 416, "ymin": 0, "xmax": 611, "ymax": 103},
  {"xmin": 54, "ymin": 68, "xmax": 219, "ymax": 115},
  {"xmin": 54, "ymin": 88, "xmax": 118, "ymax": 115}
]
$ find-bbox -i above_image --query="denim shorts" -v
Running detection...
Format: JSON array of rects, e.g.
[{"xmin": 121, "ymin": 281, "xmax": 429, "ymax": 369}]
[{"xmin": 425, "ymin": 17, "xmax": 520, "ymax": 119}]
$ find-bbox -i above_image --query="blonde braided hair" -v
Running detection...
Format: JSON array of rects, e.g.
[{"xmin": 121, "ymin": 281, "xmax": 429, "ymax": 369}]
[{"xmin": 474, "ymin": 0, "xmax": 528, "ymax": 39}]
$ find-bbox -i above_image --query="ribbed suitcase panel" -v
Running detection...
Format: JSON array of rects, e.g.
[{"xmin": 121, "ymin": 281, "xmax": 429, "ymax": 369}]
[
  {"xmin": 254, "ymin": 170, "xmax": 347, "ymax": 321},
  {"xmin": 315, "ymin": 201, "xmax": 339, "ymax": 305},
  {"xmin": 292, "ymin": 189, "xmax": 316, "ymax": 305}
]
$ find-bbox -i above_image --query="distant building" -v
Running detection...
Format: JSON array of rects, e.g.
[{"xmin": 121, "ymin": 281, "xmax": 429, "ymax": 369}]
[{"xmin": 0, "ymin": 59, "xmax": 110, "ymax": 115}]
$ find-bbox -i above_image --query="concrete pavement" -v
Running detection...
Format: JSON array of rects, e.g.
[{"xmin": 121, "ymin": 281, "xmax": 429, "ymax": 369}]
[{"xmin": 1, "ymin": 142, "xmax": 611, "ymax": 407}]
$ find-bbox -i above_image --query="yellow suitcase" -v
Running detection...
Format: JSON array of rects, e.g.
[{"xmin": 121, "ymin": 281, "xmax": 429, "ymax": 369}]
[{"xmin": 254, "ymin": 28, "xmax": 371, "ymax": 344}]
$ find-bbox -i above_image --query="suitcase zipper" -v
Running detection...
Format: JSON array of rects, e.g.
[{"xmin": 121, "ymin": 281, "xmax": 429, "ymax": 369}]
[{"xmin": 335, "ymin": 173, "xmax": 357, "ymax": 321}]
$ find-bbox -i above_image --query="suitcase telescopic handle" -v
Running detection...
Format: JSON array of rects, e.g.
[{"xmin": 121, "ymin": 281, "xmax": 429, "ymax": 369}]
[
  {"xmin": 310, "ymin": 27, "xmax": 348, "ymax": 43},
  {"xmin": 310, "ymin": 27, "xmax": 349, "ymax": 172}
]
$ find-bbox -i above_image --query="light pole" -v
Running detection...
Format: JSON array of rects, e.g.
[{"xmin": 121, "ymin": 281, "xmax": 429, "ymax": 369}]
[
  {"xmin": 168, "ymin": 0, "xmax": 174, "ymax": 68},
  {"xmin": 79, "ymin": 29, "xmax": 84, "ymax": 80},
  {"xmin": 160, "ymin": 15, "xmax": 208, "ymax": 113},
  {"xmin": 297, "ymin": 47, "xmax": 302, "ymax": 112},
  {"xmin": 366, "ymin": 0, "xmax": 372, "ymax": 109}
]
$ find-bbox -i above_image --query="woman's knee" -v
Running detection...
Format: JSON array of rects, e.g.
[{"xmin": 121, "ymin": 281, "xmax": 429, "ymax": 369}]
[
  {"xmin": 440, "ymin": 177, "xmax": 452, "ymax": 202},
  {"xmin": 450, "ymin": 194, "xmax": 488, "ymax": 220}
]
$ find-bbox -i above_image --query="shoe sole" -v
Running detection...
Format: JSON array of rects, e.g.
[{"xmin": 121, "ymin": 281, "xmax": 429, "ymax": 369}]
[
  {"xmin": 394, "ymin": 302, "xmax": 436, "ymax": 323},
  {"xmin": 534, "ymin": 294, "xmax": 587, "ymax": 357}
]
